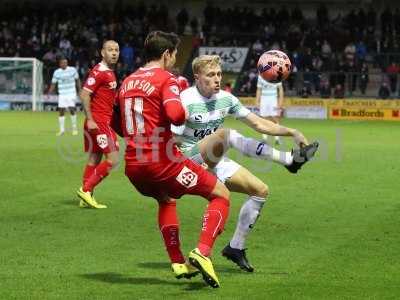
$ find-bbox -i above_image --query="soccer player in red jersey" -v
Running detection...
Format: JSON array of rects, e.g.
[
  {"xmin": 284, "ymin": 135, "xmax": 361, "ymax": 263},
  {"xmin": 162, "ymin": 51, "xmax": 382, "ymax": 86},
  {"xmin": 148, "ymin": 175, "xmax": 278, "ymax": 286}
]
[
  {"xmin": 118, "ymin": 31, "xmax": 229, "ymax": 288},
  {"xmin": 77, "ymin": 40, "xmax": 120, "ymax": 209},
  {"xmin": 177, "ymin": 75, "xmax": 190, "ymax": 92},
  {"xmin": 171, "ymin": 68, "xmax": 190, "ymax": 92}
]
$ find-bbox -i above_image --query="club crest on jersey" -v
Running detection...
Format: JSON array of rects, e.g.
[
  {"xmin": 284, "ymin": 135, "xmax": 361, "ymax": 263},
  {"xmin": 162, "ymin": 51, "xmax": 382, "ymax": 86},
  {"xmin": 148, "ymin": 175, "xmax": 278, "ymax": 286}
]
[
  {"xmin": 87, "ymin": 77, "xmax": 95, "ymax": 86},
  {"xmin": 109, "ymin": 81, "xmax": 117, "ymax": 89},
  {"xmin": 96, "ymin": 134, "xmax": 109, "ymax": 149},
  {"xmin": 176, "ymin": 166, "xmax": 198, "ymax": 188},
  {"xmin": 170, "ymin": 85, "xmax": 180, "ymax": 95}
]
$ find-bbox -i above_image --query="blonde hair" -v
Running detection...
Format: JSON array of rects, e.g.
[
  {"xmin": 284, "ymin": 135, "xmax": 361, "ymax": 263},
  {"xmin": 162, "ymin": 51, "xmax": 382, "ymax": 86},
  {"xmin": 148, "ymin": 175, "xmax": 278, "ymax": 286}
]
[{"xmin": 192, "ymin": 55, "xmax": 221, "ymax": 74}]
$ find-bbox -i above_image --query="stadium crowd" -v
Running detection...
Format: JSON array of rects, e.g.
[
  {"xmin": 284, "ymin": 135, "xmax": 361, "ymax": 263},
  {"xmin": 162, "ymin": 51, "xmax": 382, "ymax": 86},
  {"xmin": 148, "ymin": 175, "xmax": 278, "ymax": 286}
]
[
  {"xmin": 1, "ymin": 2, "xmax": 400, "ymax": 97},
  {"xmin": 225, "ymin": 4, "xmax": 400, "ymax": 97}
]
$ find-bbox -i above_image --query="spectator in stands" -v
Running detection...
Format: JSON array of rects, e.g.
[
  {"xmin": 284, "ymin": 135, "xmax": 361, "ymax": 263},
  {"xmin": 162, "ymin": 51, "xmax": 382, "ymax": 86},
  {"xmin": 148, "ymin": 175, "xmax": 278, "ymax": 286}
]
[
  {"xmin": 300, "ymin": 82, "xmax": 312, "ymax": 98},
  {"xmin": 252, "ymin": 39, "xmax": 263, "ymax": 55},
  {"xmin": 320, "ymin": 80, "xmax": 331, "ymax": 98},
  {"xmin": 302, "ymin": 47, "xmax": 313, "ymax": 70},
  {"xmin": 386, "ymin": 62, "xmax": 399, "ymax": 94},
  {"xmin": 359, "ymin": 62, "xmax": 369, "ymax": 95},
  {"xmin": 321, "ymin": 40, "xmax": 332, "ymax": 61},
  {"xmin": 312, "ymin": 56, "xmax": 323, "ymax": 91},
  {"xmin": 333, "ymin": 84, "xmax": 345, "ymax": 99},
  {"xmin": 344, "ymin": 42, "xmax": 356, "ymax": 63},
  {"xmin": 378, "ymin": 82, "xmax": 390, "ymax": 99},
  {"xmin": 239, "ymin": 81, "xmax": 252, "ymax": 94},
  {"xmin": 42, "ymin": 48, "xmax": 57, "ymax": 64},
  {"xmin": 59, "ymin": 36, "xmax": 72, "ymax": 59},
  {"xmin": 287, "ymin": 63, "xmax": 298, "ymax": 91},
  {"xmin": 0, "ymin": 1, "xmax": 396, "ymax": 100},
  {"xmin": 356, "ymin": 41, "xmax": 367, "ymax": 63},
  {"xmin": 224, "ymin": 82, "xmax": 232, "ymax": 93},
  {"xmin": 345, "ymin": 60, "xmax": 358, "ymax": 92},
  {"xmin": 121, "ymin": 41, "xmax": 135, "ymax": 71}
]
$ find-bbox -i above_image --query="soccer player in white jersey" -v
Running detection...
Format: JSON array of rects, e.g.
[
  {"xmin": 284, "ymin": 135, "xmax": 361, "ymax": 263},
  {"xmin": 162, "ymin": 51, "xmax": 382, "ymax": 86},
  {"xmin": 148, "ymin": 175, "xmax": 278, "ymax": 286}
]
[
  {"xmin": 256, "ymin": 74, "xmax": 284, "ymax": 144},
  {"xmin": 172, "ymin": 55, "xmax": 318, "ymax": 272},
  {"xmin": 48, "ymin": 57, "xmax": 81, "ymax": 136}
]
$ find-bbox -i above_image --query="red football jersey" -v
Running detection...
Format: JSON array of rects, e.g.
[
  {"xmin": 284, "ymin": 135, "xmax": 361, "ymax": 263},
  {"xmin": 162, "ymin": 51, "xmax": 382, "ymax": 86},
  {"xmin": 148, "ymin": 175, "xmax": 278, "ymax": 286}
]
[
  {"xmin": 118, "ymin": 67, "xmax": 185, "ymax": 164},
  {"xmin": 83, "ymin": 62, "xmax": 117, "ymax": 123},
  {"xmin": 176, "ymin": 75, "xmax": 190, "ymax": 92}
]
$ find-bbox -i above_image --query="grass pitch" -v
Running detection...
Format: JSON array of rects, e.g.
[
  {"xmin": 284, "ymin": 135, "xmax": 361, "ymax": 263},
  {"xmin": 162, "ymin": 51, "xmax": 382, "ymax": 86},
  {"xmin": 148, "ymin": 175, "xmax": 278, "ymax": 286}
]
[{"xmin": 0, "ymin": 111, "xmax": 399, "ymax": 299}]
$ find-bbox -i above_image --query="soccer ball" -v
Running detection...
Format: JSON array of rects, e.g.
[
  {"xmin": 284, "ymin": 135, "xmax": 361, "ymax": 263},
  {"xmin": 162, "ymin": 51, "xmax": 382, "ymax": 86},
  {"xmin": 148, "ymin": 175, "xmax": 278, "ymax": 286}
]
[{"xmin": 257, "ymin": 50, "xmax": 292, "ymax": 83}]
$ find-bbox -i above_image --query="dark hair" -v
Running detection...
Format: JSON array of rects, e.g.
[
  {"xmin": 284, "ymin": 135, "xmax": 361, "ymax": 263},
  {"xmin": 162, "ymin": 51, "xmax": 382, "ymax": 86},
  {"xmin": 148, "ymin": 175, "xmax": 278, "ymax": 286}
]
[
  {"xmin": 143, "ymin": 31, "xmax": 180, "ymax": 62},
  {"xmin": 58, "ymin": 56, "xmax": 67, "ymax": 63}
]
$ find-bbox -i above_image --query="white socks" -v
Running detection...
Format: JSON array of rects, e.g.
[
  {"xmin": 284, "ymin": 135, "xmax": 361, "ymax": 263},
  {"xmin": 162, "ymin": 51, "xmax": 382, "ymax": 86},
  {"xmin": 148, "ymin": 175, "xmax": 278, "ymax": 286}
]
[
  {"xmin": 228, "ymin": 130, "xmax": 293, "ymax": 166},
  {"xmin": 70, "ymin": 114, "xmax": 77, "ymax": 131},
  {"xmin": 230, "ymin": 196, "xmax": 266, "ymax": 250},
  {"xmin": 58, "ymin": 116, "xmax": 65, "ymax": 132}
]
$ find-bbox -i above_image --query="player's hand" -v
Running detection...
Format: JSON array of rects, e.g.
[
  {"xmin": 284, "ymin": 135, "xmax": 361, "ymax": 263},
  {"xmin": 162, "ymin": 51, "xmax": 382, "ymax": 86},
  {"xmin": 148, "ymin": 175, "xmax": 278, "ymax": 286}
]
[
  {"xmin": 292, "ymin": 130, "xmax": 308, "ymax": 148},
  {"xmin": 87, "ymin": 119, "xmax": 99, "ymax": 131}
]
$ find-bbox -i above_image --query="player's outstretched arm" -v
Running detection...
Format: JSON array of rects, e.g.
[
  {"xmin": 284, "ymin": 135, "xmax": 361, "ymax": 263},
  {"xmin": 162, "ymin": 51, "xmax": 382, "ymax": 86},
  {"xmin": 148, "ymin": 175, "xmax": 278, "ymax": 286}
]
[{"xmin": 241, "ymin": 112, "xmax": 308, "ymax": 147}]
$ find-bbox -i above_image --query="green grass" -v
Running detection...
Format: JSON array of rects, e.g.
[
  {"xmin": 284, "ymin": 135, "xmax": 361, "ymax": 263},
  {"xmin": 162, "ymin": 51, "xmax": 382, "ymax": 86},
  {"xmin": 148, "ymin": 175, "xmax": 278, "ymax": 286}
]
[{"xmin": 1, "ymin": 111, "xmax": 399, "ymax": 299}]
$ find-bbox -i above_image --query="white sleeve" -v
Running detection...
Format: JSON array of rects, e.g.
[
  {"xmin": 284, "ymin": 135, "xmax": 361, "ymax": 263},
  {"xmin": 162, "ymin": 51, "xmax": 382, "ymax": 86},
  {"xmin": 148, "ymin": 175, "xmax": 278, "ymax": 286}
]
[
  {"xmin": 229, "ymin": 95, "xmax": 251, "ymax": 119},
  {"xmin": 171, "ymin": 124, "xmax": 185, "ymax": 135},
  {"xmin": 73, "ymin": 67, "xmax": 79, "ymax": 79},
  {"xmin": 256, "ymin": 75, "xmax": 264, "ymax": 89},
  {"xmin": 51, "ymin": 71, "xmax": 58, "ymax": 84}
]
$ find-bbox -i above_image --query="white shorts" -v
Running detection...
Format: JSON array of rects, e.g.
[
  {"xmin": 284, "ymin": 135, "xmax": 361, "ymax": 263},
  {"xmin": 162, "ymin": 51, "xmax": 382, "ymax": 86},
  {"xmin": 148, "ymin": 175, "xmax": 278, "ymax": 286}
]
[
  {"xmin": 191, "ymin": 153, "xmax": 241, "ymax": 183},
  {"xmin": 260, "ymin": 97, "xmax": 279, "ymax": 117},
  {"xmin": 58, "ymin": 96, "xmax": 77, "ymax": 108}
]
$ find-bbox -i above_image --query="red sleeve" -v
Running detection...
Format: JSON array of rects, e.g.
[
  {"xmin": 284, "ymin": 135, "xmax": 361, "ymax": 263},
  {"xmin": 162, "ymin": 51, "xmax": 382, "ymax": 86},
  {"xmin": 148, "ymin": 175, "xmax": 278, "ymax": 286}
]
[
  {"xmin": 83, "ymin": 71, "xmax": 104, "ymax": 94},
  {"xmin": 161, "ymin": 77, "xmax": 186, "ymax": 126},
  {"xmin": 178, "ymin": 76, "xmax": 190, "ymax": 92}
]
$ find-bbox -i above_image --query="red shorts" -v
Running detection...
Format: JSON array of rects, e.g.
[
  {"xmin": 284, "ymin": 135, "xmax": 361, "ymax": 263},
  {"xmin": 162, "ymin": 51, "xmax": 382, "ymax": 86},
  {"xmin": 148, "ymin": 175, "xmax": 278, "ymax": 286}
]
[
  {"xmin": 84, "ymin": 120, "xmax": 119, "ymax": 153},
  {"xmin": 125, "ymin": 158, "xmax": 217, "ymax": 200}
]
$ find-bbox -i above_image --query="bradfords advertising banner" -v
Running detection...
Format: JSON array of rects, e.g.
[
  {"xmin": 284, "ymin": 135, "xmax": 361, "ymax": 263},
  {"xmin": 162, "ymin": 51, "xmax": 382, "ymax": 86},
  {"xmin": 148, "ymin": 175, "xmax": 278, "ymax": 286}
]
[
  {"xmin": 199, "ymin": 47, "xmax": 249, "ymax": 72},
  {"xmin": 329, "ymin": 107, "xmax": 400, "ymax": 121},
  {"xmin": 239, "ymin": 97, "xmax": 400, "ymax": 120}
]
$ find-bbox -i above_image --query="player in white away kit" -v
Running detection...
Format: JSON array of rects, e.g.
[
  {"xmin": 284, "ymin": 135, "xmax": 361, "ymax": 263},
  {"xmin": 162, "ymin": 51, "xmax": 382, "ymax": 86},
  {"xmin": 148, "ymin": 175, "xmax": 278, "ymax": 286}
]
[
  {"xmin": 48, "ymin": 57, "xmax": 80, "ymax": 136},
  {"xmin": 172, "ymin": 55, "xmax": 318, "ymax": 272},
  {"xmin": 256, "ymin": 75, "xmax": 284, "ymax": 144}
]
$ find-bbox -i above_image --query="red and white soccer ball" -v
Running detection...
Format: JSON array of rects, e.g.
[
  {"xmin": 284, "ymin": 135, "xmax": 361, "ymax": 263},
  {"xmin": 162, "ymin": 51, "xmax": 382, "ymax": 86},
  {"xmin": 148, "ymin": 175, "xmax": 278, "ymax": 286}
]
[{"xmin": 257, "ymin": 50, "xmax": 292, "ymax": 83}]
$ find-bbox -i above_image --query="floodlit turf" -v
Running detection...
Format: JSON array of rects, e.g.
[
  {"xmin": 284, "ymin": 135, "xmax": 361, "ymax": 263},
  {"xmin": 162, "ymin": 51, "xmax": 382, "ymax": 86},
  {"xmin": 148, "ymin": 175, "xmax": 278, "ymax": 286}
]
[{"xmin": 1, "ymin": 111, "xmax": 399, "ymax": 299}]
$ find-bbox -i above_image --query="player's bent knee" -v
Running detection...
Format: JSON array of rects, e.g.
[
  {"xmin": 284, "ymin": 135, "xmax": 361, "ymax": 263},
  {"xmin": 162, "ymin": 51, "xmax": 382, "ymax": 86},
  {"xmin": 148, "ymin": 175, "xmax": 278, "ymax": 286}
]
[
  {"xmin": 210, "ymin": 180, "xmax": 230, "ymax": 200},
  {"xmin": 260, "ymin": 184, "xmax": 269, "ymax": 198},
  {"xmin": 106, "ymin": 157, "xmax": 119, "ymax": 169},
  {"xmin": 250, "ymin": 183, "xmax": 269, "ymax": 198},
  {"xmin": 215, "ymin": 128, "xmax": 228, "ymax": 139}
]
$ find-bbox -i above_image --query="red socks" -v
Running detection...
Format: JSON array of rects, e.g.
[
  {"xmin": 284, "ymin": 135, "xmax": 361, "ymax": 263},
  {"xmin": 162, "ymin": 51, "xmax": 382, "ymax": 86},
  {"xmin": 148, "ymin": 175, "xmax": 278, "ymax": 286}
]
[
  {"xmin": 82, "ymin": 164, "xmax": 96, "ymax": 187},
  {"xmin": 198, "ymin": 197, "xmax": 230, "ymax": 257},
  {"xmin": 158, "ymin": 197, "xmax": 229, "ymax": 261},
  {"xmin": 83, "ymin": 161, "xmax": 113, "ymax": 193},
  {"xmin": 158, "ymin": 200, "xmax": 185, "ymax": 264}
]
